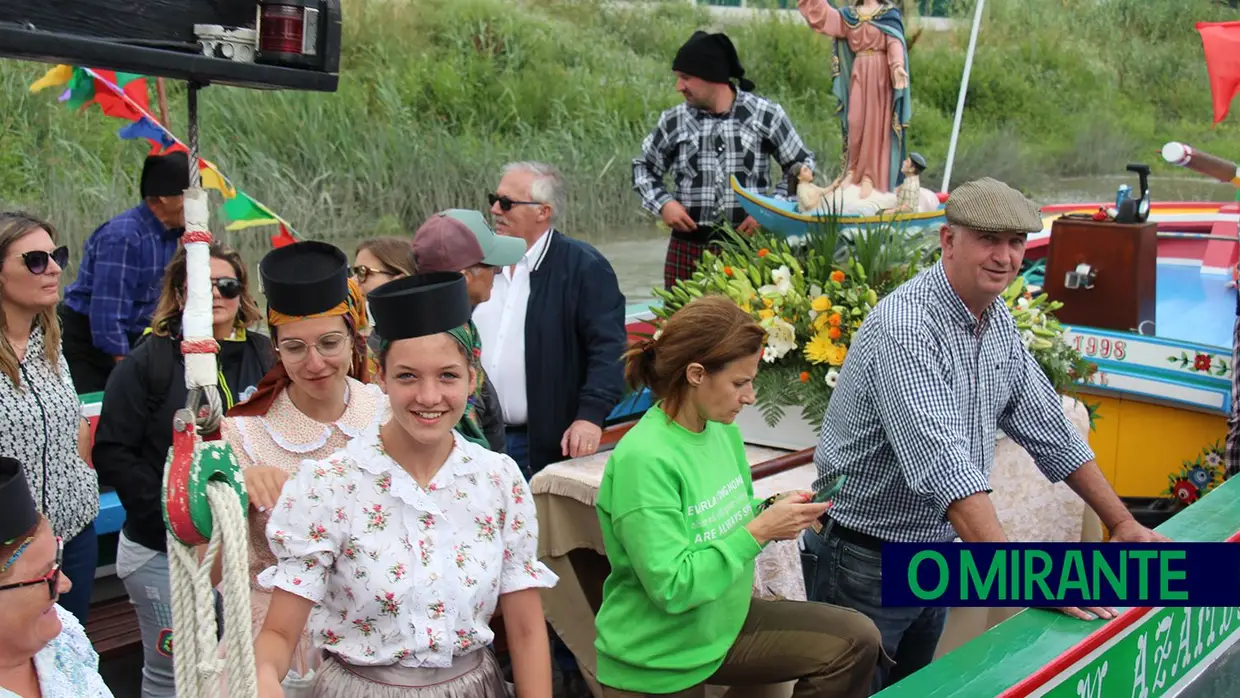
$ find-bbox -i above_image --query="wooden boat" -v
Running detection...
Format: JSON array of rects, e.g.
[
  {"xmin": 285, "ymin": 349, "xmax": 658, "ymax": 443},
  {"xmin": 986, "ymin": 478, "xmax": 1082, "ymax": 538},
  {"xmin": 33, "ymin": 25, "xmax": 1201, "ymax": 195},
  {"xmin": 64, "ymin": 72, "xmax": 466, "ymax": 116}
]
[{"xmin": 729, "ymin": 175, "xmax": 947, "ymax": 239}]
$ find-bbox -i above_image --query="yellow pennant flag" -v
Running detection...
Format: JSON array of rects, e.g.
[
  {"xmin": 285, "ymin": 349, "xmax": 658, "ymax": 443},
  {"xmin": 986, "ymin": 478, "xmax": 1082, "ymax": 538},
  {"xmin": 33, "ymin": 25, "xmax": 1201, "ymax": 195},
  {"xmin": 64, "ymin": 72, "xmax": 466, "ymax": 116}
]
[
  {"xmin": 200, "ymin": 165, "xmax": 237, "ymax": 199},
  {"xmin": 30, "ymin": 64, "xmax": 74, "ymax": 93}
]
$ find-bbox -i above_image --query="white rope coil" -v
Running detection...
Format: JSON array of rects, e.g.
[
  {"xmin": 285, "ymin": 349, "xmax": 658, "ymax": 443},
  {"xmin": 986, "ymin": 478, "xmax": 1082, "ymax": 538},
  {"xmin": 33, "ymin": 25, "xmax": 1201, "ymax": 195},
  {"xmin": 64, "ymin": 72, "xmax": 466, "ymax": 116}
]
[{"xmin": 168, "ymin": 474, "xmax": 259, "ymax": 698}]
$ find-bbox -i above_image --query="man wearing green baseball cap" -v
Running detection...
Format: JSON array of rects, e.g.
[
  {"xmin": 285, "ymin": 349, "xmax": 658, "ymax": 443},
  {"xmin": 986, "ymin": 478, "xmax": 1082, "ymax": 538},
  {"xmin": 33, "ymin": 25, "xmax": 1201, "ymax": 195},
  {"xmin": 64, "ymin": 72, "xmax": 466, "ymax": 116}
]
[{"xmin": 411, "ymin": 209, "xmax": 526, "ymax": 453}]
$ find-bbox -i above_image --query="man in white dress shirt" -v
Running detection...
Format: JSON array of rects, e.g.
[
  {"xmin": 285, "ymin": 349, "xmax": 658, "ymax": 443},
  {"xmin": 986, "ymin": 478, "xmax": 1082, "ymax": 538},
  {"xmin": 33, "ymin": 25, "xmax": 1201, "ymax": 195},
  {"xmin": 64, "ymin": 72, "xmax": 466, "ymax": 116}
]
[{"xmin": 472, "ymin": 161, "xmax": 628, "ymax": 480}]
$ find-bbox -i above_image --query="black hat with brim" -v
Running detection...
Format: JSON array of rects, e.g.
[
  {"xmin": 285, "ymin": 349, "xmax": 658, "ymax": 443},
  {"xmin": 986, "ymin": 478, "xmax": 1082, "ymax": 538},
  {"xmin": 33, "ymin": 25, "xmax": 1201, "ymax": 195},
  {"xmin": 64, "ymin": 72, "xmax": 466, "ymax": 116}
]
[
  {"xmin": 259, "ymin": 240, "xmax": 350, "ymax": 317},
  {"xmin": 0, "ymin": 457, "xmax": 38, "ymax": 544},
  {"xmin": 367, "ymin": 272, "xmax": 473, "ymax": 341}
]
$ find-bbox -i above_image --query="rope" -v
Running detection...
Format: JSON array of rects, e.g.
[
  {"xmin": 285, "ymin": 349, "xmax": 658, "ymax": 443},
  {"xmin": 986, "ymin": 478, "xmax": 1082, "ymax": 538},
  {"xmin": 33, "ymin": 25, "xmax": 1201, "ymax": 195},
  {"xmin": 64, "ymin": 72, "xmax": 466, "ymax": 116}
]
[{"xmin": 167, "ymin": 475, "xmax": 259, "ymax": 698}]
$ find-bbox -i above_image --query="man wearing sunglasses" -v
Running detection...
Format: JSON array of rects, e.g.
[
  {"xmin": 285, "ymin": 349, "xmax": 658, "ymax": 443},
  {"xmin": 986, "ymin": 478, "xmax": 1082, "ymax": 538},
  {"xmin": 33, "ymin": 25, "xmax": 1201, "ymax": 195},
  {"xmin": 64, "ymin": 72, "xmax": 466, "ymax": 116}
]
[
  {"xmin": 61, "ymin": 151, "xmax": 189, "ymax": 393},
  {"xmin": 633, "ymin": 30, "xmax": 815, "ymax": 290},
  {"xmin": 473, "ymin": 161, "xmax": 627, "ymax": 481}
]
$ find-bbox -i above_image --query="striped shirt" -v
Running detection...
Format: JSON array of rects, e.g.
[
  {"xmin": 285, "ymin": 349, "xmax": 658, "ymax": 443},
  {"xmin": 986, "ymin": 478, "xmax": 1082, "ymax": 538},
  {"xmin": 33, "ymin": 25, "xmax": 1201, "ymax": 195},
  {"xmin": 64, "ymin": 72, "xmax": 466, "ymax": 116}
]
[
  {"xmin": 63, "ymin": 203, "xmax": 182, "ymax": 356},
  {"xmin": 813, "ymin": 260, "xmax": 1095, "ymax": 543},
  {"xmin": 632, "ymin": 89, "xmax": 813, "ymax": 237}
]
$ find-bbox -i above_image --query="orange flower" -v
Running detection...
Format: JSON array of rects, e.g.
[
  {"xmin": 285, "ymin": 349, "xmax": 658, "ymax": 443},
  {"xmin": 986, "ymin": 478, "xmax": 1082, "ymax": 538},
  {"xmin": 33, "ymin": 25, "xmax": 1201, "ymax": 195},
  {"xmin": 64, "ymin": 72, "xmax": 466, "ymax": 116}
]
[
  {"xmin": 724, "ymin": 266, "xmax": 734, "ymax": 277},
  {"xmin": 758, "ymin": 248, "xmax": 770, "ymax": 258},
  {"xmin": 799, "ymin": 371, "xmax": 810, "ymax": 383},
  {"xmin": 830, "ymin": 270, "xmax": 845, "ymax": 283},
  {"xmin": 828, "ymin": 326, "xmax": 841, "ymax": 340},
  {"xmin": 828, "ymin": 313, "xmax": 842, "ymax": 327}
]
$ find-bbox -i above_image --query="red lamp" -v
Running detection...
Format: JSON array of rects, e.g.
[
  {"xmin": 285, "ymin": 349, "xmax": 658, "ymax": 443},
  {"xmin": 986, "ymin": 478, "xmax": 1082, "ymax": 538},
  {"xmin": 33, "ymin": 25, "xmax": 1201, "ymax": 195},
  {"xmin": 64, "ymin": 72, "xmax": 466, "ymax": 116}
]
[{"xmin": 256, "ymin": 0, "xmax": 340, "ymax": 70}]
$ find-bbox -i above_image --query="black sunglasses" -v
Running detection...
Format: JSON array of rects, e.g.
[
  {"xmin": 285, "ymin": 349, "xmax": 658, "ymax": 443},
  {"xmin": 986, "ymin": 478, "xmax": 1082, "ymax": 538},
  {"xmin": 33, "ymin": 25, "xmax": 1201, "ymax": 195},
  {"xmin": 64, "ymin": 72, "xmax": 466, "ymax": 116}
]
[
  {"xmin": 487, "ymin": 193, "xmax": 541, "ymax": 212},
  {"xmin": 211, "ymin": 277, "xmax": 243, "ymax": 300},
  {"xmin": 0, "ymin": 535, "xmax": 62, "ymax": 601},
  {"xmin": 20, "ymin": 246, "xmax": 69, "ymax": 275}
]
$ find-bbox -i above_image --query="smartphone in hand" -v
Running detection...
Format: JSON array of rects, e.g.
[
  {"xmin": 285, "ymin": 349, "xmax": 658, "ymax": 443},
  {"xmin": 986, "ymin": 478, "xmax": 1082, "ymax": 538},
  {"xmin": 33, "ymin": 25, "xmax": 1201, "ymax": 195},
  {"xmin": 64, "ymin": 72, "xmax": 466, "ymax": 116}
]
[{"xmin": 812, "ymin": 474, "xmax": 847, "ymax": 504}]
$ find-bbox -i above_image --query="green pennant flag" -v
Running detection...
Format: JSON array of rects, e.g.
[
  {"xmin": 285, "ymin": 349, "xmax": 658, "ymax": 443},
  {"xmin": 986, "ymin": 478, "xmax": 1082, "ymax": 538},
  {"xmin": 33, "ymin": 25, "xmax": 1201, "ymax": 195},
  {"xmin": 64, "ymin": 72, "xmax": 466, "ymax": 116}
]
[
  {"xmin": 223, "ymin": 191, "xmax": 279, "ymax": 231},
  {"xmin": 63, "ymin": 67, "xmax": 95, "ymax": 108}
]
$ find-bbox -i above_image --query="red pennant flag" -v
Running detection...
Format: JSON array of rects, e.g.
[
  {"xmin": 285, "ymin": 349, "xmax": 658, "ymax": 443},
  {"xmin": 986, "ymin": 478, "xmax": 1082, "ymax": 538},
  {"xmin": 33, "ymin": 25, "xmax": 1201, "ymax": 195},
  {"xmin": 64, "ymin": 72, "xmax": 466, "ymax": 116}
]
[
  {"xmin": 1197, "ymin": 21, "xmax": 1240, "ymax": 125},
  {"xmin": 89, "ymin": 70, "xmax": 150, "ymax": 122},
  {"xmin": 271, "ymin": 223, "xmax": 297, "ymax": 248}
]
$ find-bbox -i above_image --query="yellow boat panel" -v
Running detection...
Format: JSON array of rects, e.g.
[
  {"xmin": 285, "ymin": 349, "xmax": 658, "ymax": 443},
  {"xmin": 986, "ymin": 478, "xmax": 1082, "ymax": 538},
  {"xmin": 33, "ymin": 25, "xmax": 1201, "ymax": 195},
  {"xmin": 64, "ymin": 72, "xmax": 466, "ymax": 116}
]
[{"xmin": 1088, "ymin": 394, "xmax": 1227, "ymax": 498}]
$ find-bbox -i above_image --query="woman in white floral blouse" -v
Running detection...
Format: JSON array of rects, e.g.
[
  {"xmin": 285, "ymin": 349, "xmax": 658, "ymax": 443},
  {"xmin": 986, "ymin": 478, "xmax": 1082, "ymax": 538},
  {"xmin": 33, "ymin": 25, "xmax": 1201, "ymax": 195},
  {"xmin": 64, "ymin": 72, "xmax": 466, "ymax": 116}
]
[
  {"xmin": 0, "ymin": 212, "xmax": 98, "ymax": 626},
  {"xmin": 219, "ymin": 241, "xmax": 384, "ymax": 694},
  {"xmin": 254, "ymin": 272, "xmax": 558, "ymax": 698}
]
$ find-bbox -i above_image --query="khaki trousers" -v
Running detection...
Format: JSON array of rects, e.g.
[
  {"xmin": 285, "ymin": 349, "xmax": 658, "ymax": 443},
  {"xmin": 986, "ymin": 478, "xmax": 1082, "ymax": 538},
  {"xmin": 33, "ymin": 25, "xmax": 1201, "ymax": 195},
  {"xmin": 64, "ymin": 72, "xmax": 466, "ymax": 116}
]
[{"xmin": 600, "ymin": 598, "xmax": 884, "ymax": 698}]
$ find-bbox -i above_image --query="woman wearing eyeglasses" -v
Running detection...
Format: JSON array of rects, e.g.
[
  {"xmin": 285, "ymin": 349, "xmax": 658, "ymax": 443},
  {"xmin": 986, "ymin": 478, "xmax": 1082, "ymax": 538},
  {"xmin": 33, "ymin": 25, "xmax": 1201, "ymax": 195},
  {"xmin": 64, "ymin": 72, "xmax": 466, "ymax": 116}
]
[
  {"xmin": 0, "ymin": 457, "xmax": 112, "ymax": 697},
  {"xmin": 220, "ymin": 241, "xmax": 386, "ymax": 695},
  {"xmin": 0, "ymin": 212, "xmax": 100, "ymax": 628},
  {"xmin": 92, "ymin": 241, "xmax": 272, "ymax": 697}
]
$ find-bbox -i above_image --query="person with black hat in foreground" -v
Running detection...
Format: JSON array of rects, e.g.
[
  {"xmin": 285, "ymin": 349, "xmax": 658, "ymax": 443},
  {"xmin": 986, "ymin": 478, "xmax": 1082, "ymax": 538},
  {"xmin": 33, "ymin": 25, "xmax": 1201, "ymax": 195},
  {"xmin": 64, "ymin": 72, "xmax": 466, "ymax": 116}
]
[
  {"xmin": 633, "ymin": 30, "xmax": 815, "ymax": 290},
  {"xmin": 411, "ymin": 208, "xmax": 527, "ymax": 454},
  {"xmin": 254, "ymin": 272, "xmax": 557, "ymax": 698},
  {"xmin": 800, "ymin": 178, "xmax": 1170, "ymax": 693},
  {"xmin": 218, "ymin": 240, "xmax": 384, "ymax": 693},
  {"xmin": 0, "ymin": 456, "xmax": 112, "ymax": 697},
  {"xmin": 61, "ymin": 150, "xmax": 190, "ymax": 393}
]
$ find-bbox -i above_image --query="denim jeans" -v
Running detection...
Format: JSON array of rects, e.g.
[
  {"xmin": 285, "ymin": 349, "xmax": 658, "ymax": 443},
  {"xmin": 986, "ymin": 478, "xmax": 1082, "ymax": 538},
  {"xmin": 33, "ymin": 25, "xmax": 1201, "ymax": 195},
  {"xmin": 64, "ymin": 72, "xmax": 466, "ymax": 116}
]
[
  {"xmin": 505, "ymin": 429, "xmax": 531, "ymax": 480},
  {"xmin": 800, "ymin": 522, "xmax": 947, "ymax": 693},
  {"xmin": 58, "ymin": 522, "xmax": 98, "ymax": 625}
]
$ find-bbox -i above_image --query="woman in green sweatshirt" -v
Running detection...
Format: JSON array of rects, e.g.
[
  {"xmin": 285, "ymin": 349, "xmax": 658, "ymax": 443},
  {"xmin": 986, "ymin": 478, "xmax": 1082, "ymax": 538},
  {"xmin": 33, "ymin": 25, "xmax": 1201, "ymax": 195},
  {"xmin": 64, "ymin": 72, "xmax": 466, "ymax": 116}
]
[{"xmin": 593, "ymin": 295, "xmax": 884, "ymax": 698}]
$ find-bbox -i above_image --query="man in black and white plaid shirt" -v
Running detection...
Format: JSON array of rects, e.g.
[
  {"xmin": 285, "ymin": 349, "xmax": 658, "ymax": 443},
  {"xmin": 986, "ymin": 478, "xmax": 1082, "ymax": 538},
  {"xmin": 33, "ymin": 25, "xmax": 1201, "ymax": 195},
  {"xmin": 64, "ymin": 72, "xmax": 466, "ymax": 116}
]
[
  {"xmin": 632, "ymin": 30, "xmax": 814, "ymax": 290},
  {"xmin": 800, "ymin": 177, "xmax": 1171, "ymax": 693}
]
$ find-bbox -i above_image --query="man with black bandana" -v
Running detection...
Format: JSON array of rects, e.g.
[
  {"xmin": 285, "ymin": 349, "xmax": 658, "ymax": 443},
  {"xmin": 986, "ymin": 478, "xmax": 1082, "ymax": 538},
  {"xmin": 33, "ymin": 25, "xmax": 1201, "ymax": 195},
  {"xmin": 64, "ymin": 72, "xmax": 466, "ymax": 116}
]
[{"xmin": 633, "ymin": 30, "xmax": 815, "ymax": 290}]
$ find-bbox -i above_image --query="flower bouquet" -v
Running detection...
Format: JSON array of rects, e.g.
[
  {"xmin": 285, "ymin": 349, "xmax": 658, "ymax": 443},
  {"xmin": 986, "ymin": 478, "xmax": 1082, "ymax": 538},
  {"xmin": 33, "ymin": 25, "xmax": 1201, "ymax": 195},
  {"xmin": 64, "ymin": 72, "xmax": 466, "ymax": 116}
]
[{"xmin": 649, "ymin": 223, "xmax": 1092, "ymax": 433}]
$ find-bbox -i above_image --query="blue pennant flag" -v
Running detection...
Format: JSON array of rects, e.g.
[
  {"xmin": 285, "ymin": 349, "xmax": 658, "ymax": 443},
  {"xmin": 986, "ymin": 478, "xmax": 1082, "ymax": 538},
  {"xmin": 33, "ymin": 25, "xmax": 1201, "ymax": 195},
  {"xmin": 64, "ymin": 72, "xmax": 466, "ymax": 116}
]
[{"xmin": 118, "ymin": 116, "xmax": 175, "ymax": 149}]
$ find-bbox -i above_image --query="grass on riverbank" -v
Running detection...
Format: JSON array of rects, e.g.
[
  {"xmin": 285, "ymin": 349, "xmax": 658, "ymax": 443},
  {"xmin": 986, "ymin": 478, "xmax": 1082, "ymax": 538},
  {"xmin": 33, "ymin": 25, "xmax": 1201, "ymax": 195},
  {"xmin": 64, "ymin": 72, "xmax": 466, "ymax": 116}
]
[{"xmin": 0, "ymin": 0, "xmax": 1236, "ymax": 257}]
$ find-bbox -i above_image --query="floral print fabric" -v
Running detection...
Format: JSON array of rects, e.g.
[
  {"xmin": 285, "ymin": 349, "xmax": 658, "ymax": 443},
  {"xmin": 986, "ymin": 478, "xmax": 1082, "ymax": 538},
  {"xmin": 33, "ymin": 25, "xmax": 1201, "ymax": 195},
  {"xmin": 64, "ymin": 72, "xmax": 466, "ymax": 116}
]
[{"xmin": 258, "ymin": 426, "xmax": 558, "ymax": 667}]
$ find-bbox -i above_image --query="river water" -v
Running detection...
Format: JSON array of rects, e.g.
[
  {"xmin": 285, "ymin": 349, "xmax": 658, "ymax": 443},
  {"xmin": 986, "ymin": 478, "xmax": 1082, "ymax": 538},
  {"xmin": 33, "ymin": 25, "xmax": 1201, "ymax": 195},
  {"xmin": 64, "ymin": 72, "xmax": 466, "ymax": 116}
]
[{"xmin": 585, "ymin": 176, "xmax": 1236, "ymax": 306}]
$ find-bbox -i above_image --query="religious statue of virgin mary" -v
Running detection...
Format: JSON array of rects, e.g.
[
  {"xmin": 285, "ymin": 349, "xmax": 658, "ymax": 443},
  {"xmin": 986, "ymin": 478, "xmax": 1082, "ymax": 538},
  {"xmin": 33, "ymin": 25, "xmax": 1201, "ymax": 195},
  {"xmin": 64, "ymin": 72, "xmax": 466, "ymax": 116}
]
[{"xmin": 797, "ymin": 0, "xmax": 912, "ymax": 201}]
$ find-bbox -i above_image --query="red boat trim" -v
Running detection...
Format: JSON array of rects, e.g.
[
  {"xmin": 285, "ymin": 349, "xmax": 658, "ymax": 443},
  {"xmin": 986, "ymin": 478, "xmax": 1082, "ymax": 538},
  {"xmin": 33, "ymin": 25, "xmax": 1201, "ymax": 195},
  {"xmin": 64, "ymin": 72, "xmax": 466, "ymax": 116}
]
[{"xmin": 996, "ymin": 528, "xmax": 1240, "ymax": 697}]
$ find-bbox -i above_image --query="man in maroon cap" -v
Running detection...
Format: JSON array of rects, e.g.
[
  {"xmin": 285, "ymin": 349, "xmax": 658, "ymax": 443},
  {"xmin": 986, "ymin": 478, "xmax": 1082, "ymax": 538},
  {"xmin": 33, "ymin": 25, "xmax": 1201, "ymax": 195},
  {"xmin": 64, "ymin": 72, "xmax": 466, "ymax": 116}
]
[{"xmin": 412, "ymin": 209, "xmax": 526, "ymax": 453}]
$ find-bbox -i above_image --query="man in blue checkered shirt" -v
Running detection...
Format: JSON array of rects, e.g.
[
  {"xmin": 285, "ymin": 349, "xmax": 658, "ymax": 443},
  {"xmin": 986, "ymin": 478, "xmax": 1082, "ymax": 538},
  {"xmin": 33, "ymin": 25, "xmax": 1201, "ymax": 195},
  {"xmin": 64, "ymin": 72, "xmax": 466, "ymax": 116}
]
[
  {"xmin": 801, "ymin": 177, "xmax": 1170, "ymax": 692},
  {"xmin": 633, "ymin": 30, "xmax": 814, "ymax": 291},
  {"xmin": 60, "ymin": 152, "xmax": 188, "ymax": 393}
]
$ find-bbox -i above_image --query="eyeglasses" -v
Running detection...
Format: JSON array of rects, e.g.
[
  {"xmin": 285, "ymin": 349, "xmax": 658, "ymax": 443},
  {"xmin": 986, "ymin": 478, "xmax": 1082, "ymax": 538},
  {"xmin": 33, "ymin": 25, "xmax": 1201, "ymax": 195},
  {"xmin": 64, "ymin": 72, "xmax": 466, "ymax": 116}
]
[
  {"xmin": 20, "ymin": 246, "xmax": 69, "ymax": 275},
  {"xmin": 211, "ymin": 277, "xmax": 243, "ymax": 300},
  {"xmin": 350, "ymin": 265, "xmax": 398, "ymax": 284},
  {"xmin": 277, "ymin": 331, "xmax": 350, "ymax": 363},
  {"xmin": 487, "ymin": 193, "xmax": 542, "ymax": 212},
  {"xmin": 0, "ymin": 536, "xmax": 62, "ymax": 601}
]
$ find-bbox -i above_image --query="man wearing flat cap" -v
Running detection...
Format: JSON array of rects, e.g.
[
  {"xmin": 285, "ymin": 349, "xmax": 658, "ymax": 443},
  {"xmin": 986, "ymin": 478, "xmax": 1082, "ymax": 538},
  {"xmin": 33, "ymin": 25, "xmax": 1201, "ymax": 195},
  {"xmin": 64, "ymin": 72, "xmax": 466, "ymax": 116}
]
[
  {"xmin": 633, "ymin": 30, "xmax": 815, "ymax": 290},
  {"xmin": 61, "ymin": 151, "xmax": 189, "ymax": 393},
  {"xmin": 799, "ymin": 177, "xmax": 1169, "ymax": 692},
  {"xmin": 412, "ymin": 209, "xmax": 527, "ymax": 454}
]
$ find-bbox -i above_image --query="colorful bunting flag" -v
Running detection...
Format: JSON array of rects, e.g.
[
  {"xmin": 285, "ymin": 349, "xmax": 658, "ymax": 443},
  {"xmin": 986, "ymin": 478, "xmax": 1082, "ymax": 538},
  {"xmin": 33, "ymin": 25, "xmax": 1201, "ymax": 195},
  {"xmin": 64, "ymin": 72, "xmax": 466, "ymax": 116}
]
[
  {"xmin": 223, "ymin": 192, "xmax": 280, "ymax": 231},
  {"xmin": 118, "ymin": 116, "xmax": 177, "ymax": 152},
  {"xmin": 29, "ymin": 64, "xmax": 300, "ymax": 243},
  {"xmin": 1197, "ymin": 21, "xmax": 1240, "ymax": 125},
  {"xmin": 29, "ymin": 64, "xmax": 73, "ymax": 94},
  {"xmin": 271, "ymin": 223, "xmax": 297, "ymax": 248}
]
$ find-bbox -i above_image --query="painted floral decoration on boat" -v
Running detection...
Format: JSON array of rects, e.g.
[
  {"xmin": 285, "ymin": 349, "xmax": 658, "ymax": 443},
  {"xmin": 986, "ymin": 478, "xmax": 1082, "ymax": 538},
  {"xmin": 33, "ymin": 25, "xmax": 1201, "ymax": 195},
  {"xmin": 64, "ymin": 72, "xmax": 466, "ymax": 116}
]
[
  {"xmin": 1165, "ymin": 440, "xmax": 1227, "ymax": 507},
  {"xmin": 647, "ymin": 222, "xmax": 1090, "ymax": 430},
  {"xmin": 1166, "ymin": 350, "xmax": 1231, "ymax": 377}
]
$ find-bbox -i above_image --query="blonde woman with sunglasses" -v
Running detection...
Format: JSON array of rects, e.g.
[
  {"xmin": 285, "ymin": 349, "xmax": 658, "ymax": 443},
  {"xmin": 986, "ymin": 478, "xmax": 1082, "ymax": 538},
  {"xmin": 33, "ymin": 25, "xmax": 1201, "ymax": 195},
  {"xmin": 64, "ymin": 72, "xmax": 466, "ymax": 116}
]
[
  {"xmin": 219, "ymin": 241, "xmax": 386, "ymax": 696},
  {"xmin": 0, "ymin": 212, "xmax": 99, "ymax": 628},
  {"xmin": 92, "ymin": 241, "xmax": 272, "ymax": 697}
]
